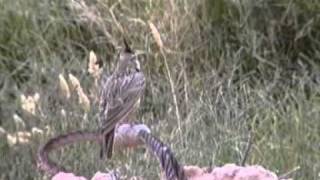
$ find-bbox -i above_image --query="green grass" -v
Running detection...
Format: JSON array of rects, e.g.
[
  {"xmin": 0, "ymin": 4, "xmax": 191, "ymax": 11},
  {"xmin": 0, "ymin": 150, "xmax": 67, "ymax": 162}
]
[{"xmin": 0, "ymin": 0, "xmax": 320, "ymax": 179}]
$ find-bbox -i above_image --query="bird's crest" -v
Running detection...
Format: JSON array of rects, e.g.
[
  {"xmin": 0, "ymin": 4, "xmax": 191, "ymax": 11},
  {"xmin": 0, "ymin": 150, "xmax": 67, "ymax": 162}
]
[{"xmin": 123, "ymin": 38, "xmax": 133, "ymax": 53}]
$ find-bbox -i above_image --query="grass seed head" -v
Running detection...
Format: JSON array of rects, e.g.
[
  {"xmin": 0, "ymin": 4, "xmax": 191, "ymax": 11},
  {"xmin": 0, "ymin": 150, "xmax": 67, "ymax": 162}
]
[
  {"xmin": 31, "ymin": 127, "xmax": 44, "ymax": 135},
  {"xmin": 148, "ymin": 21, "xmax": 164, "ymax": 49},
  {"xmin": 13, "ymin": 114, "xmax": 26, "ymax": 129},
  {"xmin": 20, "ymin": 93, "xmax": 40, "ymax": 115},
  {"xmin": 68, "ymin": 73, "xmax": 81, "ymax": 91},
  {"xmin": 0, "ymin": 126, "xmax": 6, "ymax": 137},
  {"xmin": 88, "ymin": 50, "xmax": 102, "ymax": 79},
  {"xmin": 58, "ymin": 74, "xmax": 71, "ymax": 99},
  {"xmin": 78, "ymin": 88, "xmax": 91, "ymax": 112},
  {"xmin": 7, "ymin": 131, "xmax": 32, "ymax": 146}
]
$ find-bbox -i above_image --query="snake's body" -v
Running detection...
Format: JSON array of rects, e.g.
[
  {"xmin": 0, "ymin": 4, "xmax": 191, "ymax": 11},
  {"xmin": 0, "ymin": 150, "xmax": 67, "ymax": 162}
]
[
  {"xmin": 37, "ymin": 130, "xmax": 100, "ymax": 176},
  {"xmin": 37, "ymin": 128, "xmax": 186, "ymax": 180}
]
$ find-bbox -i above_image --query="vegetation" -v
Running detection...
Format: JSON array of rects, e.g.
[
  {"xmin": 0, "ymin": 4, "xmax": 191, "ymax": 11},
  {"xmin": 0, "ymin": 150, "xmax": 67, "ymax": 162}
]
[{"xmin": 0, "ymin": 0, "xmax": 319, "ymax": 179}]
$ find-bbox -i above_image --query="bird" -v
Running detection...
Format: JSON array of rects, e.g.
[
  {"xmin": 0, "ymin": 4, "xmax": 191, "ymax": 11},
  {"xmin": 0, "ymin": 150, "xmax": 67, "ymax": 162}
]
[{"xmin": 98, "ymin": 39, "xmax": 145, "ymax": 159}]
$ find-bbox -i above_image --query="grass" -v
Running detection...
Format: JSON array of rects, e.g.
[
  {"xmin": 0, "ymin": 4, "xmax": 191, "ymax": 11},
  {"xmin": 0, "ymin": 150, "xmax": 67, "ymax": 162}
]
[{"xmin": 0, "ymin": 0, "xmax": 320, "ymax": 179}]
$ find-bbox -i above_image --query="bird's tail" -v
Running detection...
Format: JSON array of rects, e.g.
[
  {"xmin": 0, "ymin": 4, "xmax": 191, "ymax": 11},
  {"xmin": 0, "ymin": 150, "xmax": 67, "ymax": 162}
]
[{"xmin": 99, "ymin": 128, "xmax": 115, "ymax": 159}]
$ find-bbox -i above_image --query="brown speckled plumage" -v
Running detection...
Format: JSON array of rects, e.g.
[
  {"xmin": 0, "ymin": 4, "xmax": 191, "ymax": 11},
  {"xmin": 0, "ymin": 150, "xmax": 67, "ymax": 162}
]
[{"xmin": 98, "ymin": 39, "xmax": 145, "ymax": 159}]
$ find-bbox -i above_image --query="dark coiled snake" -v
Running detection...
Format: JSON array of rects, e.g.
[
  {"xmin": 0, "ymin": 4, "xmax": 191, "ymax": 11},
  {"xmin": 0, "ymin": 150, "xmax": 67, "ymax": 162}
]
[{"xmin": 36, "ymin": 124, "xmax": 186, "ymax": 180}]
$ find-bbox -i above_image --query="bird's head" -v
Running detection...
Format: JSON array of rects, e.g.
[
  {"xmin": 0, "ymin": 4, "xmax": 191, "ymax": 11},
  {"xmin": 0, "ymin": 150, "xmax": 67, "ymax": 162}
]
[{"xmin": 116, "ymin": 38, "xmax": 140, "ymax": 73}]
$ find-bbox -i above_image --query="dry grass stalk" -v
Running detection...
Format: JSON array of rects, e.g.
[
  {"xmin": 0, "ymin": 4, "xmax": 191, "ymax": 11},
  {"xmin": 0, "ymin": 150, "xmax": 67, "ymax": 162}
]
[
  {"xmin": 148, "ymin": 21, "xmax": 182, "ymax": 136},
  {"xmin": 109, "ymin": 2, "xmax": 124, "ymax": 34}
]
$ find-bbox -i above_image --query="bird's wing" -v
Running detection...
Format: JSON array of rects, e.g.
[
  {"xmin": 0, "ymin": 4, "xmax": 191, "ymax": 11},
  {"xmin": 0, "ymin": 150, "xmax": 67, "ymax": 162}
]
[
  {"xmin": 99, "ymin": 71, "xmax": 145, "ymax": 133},
  {"xmin": 98, "ymin": 75, "xmax": 112, "ymax": 126}
]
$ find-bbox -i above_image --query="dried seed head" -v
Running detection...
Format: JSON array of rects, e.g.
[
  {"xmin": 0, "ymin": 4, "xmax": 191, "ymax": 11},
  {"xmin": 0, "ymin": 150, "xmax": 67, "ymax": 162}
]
[
  {"xmin": 148, "ymin": 21, "xmax": 163, "ymax": 49},
  {"xmin": 6, "ymin": 134, "xmax": 17, "ymax": 146},
  {"xmin": 7, "ymin": 131, "xmax": 31, "ymax": 146},
  {"xmin": 44, "ymin": 125, "xmax": 52, "ymax": 135},
  {"xmin": 13, "ymin": 114, "xmax": 25, "ymax": 129},
  {"xmin": 68, "ymin": 73, "xmax": 91, "ymax": 112},
  {"xmin": 88, "ymin": 50, "xmax": 102, "ymax": 79},
  {"xmin": 68, "ymin": 73, "xmax": 81, "ymax": 91},
  {"xmin": 68, "ymin": 73, "xmax": 90, "ymax": 112},
  {"xmin": 78, "ymin": 88, "xmax": 91, "ymax": 112},
  {"xmin": 61, "ymin": 109, "xmax": 66, "ymax": 117},
  {"xmin": 59, "ymin": 74, "xmax": 71, "ymax": 99},
  {"xmin": 33, "ymin": 93, "xmax": 40, "ymax": 102},
  {"xmin": 20, "ymin": 94, "xmax": 26, "ymax": 102},
  {"xmin": 0, "ymin": 126, "xmax": 6, "ymax": 137},
  {"xmin": 31, "ymin": 127, "xmax": 44, "ymax": 135},
  {"xmin": 20, "ymin": 93, "xmax": 40, "ymax": 115}
]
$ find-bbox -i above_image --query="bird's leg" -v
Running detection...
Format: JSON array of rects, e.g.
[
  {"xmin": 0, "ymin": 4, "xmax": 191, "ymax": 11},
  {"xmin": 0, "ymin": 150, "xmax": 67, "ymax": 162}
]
[{"xmin": 99, "ymin": 133, "xmax": 106, "ymax": 159}]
